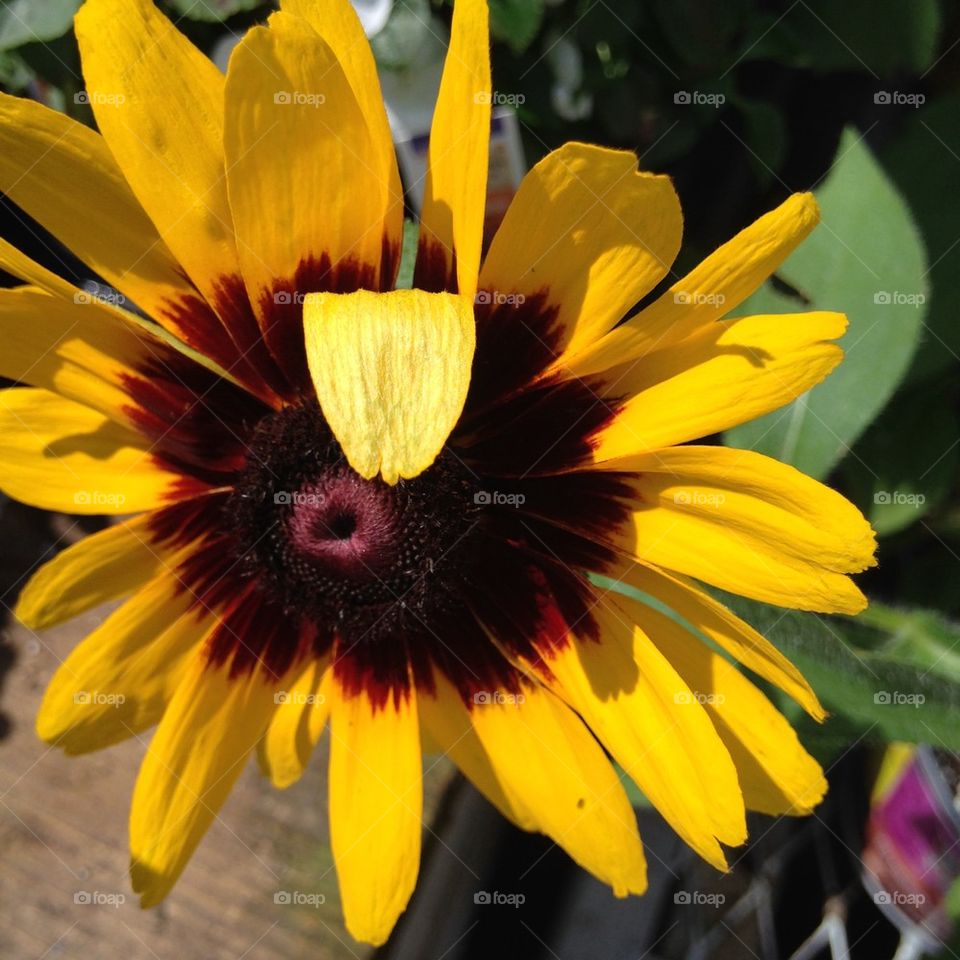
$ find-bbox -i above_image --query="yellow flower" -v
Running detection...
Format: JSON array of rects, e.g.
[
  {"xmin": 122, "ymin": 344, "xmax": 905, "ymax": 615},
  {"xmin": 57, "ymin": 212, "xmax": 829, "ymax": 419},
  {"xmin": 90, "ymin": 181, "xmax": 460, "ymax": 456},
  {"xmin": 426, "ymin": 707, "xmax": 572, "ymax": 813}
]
[{"xmin": 0, "ymin": 0, "xmax": 875, "ymax": 946}]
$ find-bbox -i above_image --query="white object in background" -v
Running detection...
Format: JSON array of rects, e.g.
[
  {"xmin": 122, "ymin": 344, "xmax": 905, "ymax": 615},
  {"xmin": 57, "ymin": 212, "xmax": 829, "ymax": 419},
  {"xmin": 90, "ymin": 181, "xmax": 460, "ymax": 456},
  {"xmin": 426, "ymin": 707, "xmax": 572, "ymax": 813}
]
[
  {"xmin": 352, "ymin": 0, "xmax": 393, "ymax": 37},
  {"xmin": 547, "ymin": 34, "xmax": 593, "ymax": 122}
]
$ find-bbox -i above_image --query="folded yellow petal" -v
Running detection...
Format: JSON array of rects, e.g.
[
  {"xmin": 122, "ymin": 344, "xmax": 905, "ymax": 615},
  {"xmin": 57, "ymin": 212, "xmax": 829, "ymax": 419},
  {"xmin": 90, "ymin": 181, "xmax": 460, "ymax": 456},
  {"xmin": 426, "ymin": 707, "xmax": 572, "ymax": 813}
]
[
  {"xmin": 0, "ymin": 92, "xmax": 194, "ymax": 324},
  {"xmin": 606, "ymin": 445, "xmax": 874, "ymax": 613},
  {"xmin": 0, "ymin": 389, "xmax": 182, "ymax": 514},
  {"xmin": 304, "ymin": 290, "xmax": 475, "ymax": 483},
  {"xmin": 225, "ymin": 13, "xmax": 393, "ymax": 325},
  {"xmin": 530, "ymin": 596, "xmax": 746, "ymax": 868},
  {"xmin": 75, "ymin": 0, "xmax": 240, "ymax": 307},
  {"xmin": 415, "ymin": 0, "xmax": 490, "ymax": 299},
  {"xmin": 632, "ymin": 600, "xmax": 827, "ymax": 815},
  {"xmin": 328, "ymin": 681, "xmax": 422, "ymax": 946},
  {"xmin": 130, "ymin": 654, "xmax": 282, "ymax": 907},
  {"xmin": 279, "ymin": 0, "xmax": 403, "ymax": 279},
  {"xmin": 36, "ymin": 575, "xmax": 206, "ymax": 754},
  {"xmin": 566, "ymin": 193, "xmax": 820, "ymax": 377},
  {"xmin": 428, "ymin": 674, "xmax": 647, "ymax": 896},
  {"xmin": 482, "ymin": 143, "xmax": 682, "ymax": 361},
  {"xmin": 593, "ymin": 311, "xmax": 846, "ymax": 460},
  {"xmin": 16, "ymin": 512, "xmax": 174, "ymax": 630},
  {"xmin": 257, "ymin": 659, "xmax": 330, "ymax": 789},
  {"xmin": 606, "ymin": 560, "xmax": 825, "ymax": 720}
]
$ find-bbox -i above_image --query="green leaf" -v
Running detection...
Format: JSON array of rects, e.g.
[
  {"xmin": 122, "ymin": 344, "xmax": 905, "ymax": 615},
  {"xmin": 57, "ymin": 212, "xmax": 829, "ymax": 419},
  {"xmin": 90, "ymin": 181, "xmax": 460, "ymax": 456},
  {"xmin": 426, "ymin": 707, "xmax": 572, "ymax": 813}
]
[
  {"xmin": 718, "ymin": 594, "xmax": 960, "ymax": 751},
  {"xmin": 395, "ymin": 219, "xmax": 420, "ymax": 290},
  {"xmin": 166, "ymin": 0, "xmax": 264, "ymax": 23},
  {"xmin": 841, "ymin": 388, "xmax": 958, "ymax": 537},
  {"xmin": 725, "ymin": 128, "xmax": 927, "ymax": 479},
  {"xmin": 854, "ymin": 602, "xmax": 960, "ymax": 683},
  {"xmin": 489, "ymin": 0, "xmax": 544, "ymax": 56},
  {"xmin": 0, "ymin": 0, "xmax": 81, "ymax": 50}
]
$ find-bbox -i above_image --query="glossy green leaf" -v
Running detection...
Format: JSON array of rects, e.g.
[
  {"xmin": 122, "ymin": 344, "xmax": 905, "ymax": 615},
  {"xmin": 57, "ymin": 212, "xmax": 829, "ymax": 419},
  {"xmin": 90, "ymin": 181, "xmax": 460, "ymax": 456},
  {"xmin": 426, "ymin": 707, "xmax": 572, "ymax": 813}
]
[{"xmin": 725, "ymin": 129, "xmax": 927, "ymax": 479}]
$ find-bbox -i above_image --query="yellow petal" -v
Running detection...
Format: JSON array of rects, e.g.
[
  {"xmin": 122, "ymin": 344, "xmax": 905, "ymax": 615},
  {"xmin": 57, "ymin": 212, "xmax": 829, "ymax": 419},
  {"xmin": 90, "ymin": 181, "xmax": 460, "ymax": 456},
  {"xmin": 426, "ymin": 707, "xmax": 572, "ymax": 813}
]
[
  {"xmin": 257, "ymin": 659, "xmax": 330, "ymax": 789},
  {"xmin": 36, "ymin": 575, "xmax": 207, "ymax": 754},
  {"xmin": 0, "ymin": 91, "xmax": 194, "ymax": 324},
  {"xmin": 0, "ymin": 388, "xmax": 182, "ymax": 514},
  {"xmin": 0, "ymin": 235, "xmax": 86, "ymax": 301},
  {"xmin": 328, "ymin": 681, "xmax": 422, "ymax": 946},
  {"xmin": 130, "ymin": 654, "xmax": 282, "ymax": 907},
  {"xmin": 418, "ymin": 672, "xmax": 533, "ymax": 829},
  {"xmin": 566, "ymin": 193, "xmax": 820, "ymax": 377},
  {"xmin": 604, "ymin": 560, "xmax": 824, "ymax": 720},
  {"xmin": 414, "ymin": 0, "xmax": 490, "ymax": 299},
  {"xmin": 279, "ymin": 0, "xmax": 403, "ymax": 278},
  {"xmin": 225, "ymin": 13, "xmax": 394, "ymax": 325},
  {"xmin": 304, "ymin": 289, "xmax": 475, "ymax": 483},
  {"xmin": 0, "ymin": 287, "xmax": 165, "ymax": 428},
  {"xmin": 608, "ymin": 445, "xmax": 874, "ymax": 614},
  {"xmin": 16, "ymin": 512, "xmax": 173, "ymax": 630},
  {"xmin": 0, "ymin": 239, "xmax": 247, "ymax": 387},
  {"xmin": 482, "ymin": 143, "xmax": 682, "ymax": 361},
  {"xmin": 424, "ymin": 672, "xmax": 647, "ymax": 895},
  {"xmin": 530, "ymin": 596, "xmax": 746, "ymax": 869},
  {"xmin": 593, "ymin": 311, "xmax": 846, "ymax": 460},
  {"xmin": 633, "ymin": 601, "xmax": 826, "ymax": 815},
  {"xmin": 75, "ymin": 0, "xmax": 240, "ymax": 307}
]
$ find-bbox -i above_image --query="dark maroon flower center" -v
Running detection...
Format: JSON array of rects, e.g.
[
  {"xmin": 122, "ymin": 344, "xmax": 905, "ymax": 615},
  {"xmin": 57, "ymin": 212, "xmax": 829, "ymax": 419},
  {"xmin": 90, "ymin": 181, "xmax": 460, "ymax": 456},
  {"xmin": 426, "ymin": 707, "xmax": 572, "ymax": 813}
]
[{"xmin": 226, "ymin": 402, "xmax": 480, "ymax": 632}]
